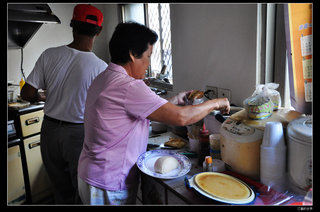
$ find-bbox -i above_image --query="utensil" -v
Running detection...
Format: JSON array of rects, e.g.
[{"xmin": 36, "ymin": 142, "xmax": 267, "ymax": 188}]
[
  {"xmin": 215, "ymin": 113, "xmax": 226, "ymax": 123},
  {"xmin": 149, "ymin": 134, "xmax": 161, "ymax": 138},
  {"xmin": 147, "ymin": 142, "xmax": 179, "ymax": 150}
]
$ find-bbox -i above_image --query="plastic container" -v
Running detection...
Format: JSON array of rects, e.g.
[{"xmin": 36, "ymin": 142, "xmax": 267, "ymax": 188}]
[
  {"xmin": 260, "ymin": 122, "xmax": 286, "ymax": 192},
  {"xmin": 212, "ymin": 159, "xmax": 226, "ymax": 172},
  {"xmin": 203, "ymin": 156, "xmax": 213, "ymax": 172},
  {"xmin": 287, "ymin": 116, "xmax": 312, "ymax": 194},
  {"xmin": 204, "ymin": 111, "xmax": 222, "ymax": 134},
  {"xmin": 19, "ymin": 78, "xmax": 25, "ymax": 91},
  {"xmin": 261, "ymin": 122, "xmax": 286, "ymax": 148},
  {"xmin": 188, "ymin": 137, "xmax": 199, "ymax": 153},
  {"xmin": 209, "ymin": 134, "xmax": 221, "ymax": 159},
  {"xmin": 8, "ymin": 90, "xmax": 14, "ymax": 102}
]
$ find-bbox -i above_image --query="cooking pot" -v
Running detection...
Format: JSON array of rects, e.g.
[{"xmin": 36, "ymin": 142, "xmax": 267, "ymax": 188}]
[
  {"xmin": 220, "ymin": 118, "xmax": 264, "ymax": 180},
  {"xmin": 287, "ymin": 116, "xmax": 312, "ymax": 194}
]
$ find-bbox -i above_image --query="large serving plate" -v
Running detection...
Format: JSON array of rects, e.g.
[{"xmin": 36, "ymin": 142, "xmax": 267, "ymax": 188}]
[
  {"xmin": 136, "ymin": 150, "xmax": 191, "ymax": 179},
  {"xmin": 186, "ymin": 172, "xmax": 256, "ymax": 205}
]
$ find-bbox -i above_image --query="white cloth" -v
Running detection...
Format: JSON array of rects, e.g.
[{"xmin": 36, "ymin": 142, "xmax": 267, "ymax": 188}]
[
  {"xmin": 26, "ymin": 45, "xmax": 107, "ymax": 123},
  {"xmin": 78, "ymin": 177, "xmax": 138, "ymax": 205}
]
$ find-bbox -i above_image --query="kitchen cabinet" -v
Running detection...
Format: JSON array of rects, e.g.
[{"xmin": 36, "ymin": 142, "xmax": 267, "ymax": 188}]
[
  {"xmin": 8, "ymin": 103, "xmax": 53, "ymax": 204},
  {"xmin": 8, "ymin": 143, "xmax": 25, "ymax": 205},
  {"xmin": 23, "ymin": 135, "xmax": 53, "ymax": 203},
  {"xmin": 167, "ymin": 189, "xmax": 186, "ymax": 204}
]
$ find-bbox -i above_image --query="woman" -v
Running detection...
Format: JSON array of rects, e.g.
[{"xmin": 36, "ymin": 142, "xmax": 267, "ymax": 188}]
[{"xmin": 77, "ymin": 22, "xmax": 230, "ymax": 205}]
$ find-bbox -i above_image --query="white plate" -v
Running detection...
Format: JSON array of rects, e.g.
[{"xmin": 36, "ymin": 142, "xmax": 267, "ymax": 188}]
[
  {"xmin": 136, "ymin": 150, "xmax": 191, "ymax": 179},
  {"xmin": 186, "ymin": 173, "xmax": 256, "ymax": 205}
]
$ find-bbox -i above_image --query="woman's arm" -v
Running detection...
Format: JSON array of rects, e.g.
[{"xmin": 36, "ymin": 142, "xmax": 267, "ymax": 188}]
[{"xmin": 147, "ymin": 98, "xmax": 230, "ymax": 126}]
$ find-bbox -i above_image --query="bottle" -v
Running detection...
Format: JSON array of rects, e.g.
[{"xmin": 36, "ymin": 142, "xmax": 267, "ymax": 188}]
[
  {"xmin": 19, "ymin": 78, "xmax": 25, "ymax": 91},
  {"xmin": 198, "ymin": 123, "xmax": 210, "ymax": 166},
  {"xmin": 203, "ymin": 156, "xmax": 213, "ymax": 172}
]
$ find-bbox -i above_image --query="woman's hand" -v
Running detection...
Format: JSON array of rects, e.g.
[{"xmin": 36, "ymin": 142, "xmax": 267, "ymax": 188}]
[
  {"xmin": 168, "ymin": 90, "xmax": 193, "ymax": 105},
  {"xmin": 213, "ymin": 98, "xmax": 230, "ymax": 114}
]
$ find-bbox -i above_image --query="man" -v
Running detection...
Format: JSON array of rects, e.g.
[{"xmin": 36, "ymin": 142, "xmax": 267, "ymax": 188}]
[{"xmin": 21, "ymin": 4, "xmax": 108, "ymax": 204}]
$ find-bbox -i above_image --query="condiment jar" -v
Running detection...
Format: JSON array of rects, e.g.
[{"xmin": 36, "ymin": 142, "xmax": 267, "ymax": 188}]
[
  {"xmin": 209, "ymin": 134, "xmax": 221, "ymax": 159},
  {"xmin": 198, "ymin": 124, "xmax": 210, "ymax": 166},
  {"xmin": 203, "ymin": 156, "xmax": 213, "ymax": 172}
]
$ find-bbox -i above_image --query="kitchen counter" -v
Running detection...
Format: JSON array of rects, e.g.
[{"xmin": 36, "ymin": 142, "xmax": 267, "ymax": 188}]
[
  {"xmin": 141, "ymin": 131, "xmax": 227, "ymax": 204},
  {"xmin": 8, "ymin": 101, "xmax": 44, "ymax": 113},
  {"xmin": 141, "ymin": 157, "xmax": 217, "ymax": 205},
  {"xmin": 141, "ymin": 131, "xmax": 305, "ymax": 205}
]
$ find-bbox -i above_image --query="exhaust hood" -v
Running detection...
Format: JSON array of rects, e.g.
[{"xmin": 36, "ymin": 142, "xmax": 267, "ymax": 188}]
[{"xmin": 8, "ymin": 4, "xmax": 61, "ymax": 49}]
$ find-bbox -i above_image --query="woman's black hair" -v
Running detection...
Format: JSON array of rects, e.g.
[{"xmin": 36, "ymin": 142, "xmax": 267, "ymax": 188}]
[
  {"xmin": 109, "ymin": 22, "xmax": 158, "ymax": 64},
  {"xmin": 70, "ymin": 20, "xmax": 102, "ymax": 37}
]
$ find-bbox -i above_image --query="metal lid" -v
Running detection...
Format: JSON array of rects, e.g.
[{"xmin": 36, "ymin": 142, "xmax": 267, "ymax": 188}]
[
  {"xmin": 287, "ymin": 116, "xmax": 312, "ymax": 144},
  {"xmin": 219, "ymin": 118, "xmax": 264, "ymax": 143}
]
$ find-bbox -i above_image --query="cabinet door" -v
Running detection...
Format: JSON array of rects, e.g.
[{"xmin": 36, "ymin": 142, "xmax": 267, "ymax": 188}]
[
  {"xmin": 8, "ymin": 145, "xmax": 26, "ymax": 205},
  {"xmin": 141, "ymin": 173, "xmax": 166, "ymax": 204},
  {"xmin": 24, "ymin": 135, "xmax": 53, "ymax": 203}
]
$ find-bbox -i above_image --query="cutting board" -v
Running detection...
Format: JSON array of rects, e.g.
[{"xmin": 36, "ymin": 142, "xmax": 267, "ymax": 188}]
[{"xmin": 8, "ymin": 102, "xmax": 30, "ymax": 109}]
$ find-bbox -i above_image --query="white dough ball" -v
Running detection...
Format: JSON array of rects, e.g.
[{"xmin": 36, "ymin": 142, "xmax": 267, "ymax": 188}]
[{"xmin": 154, "ymin": 156, "xmax": 179, "ymax": 174}]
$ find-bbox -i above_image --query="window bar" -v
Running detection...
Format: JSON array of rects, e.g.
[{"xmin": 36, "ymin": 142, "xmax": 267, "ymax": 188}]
[
  {"xmin": 144, "ymin": 4, "xmax": 152, "ymax": 77},
  {"xmin": 158, "ymin": 3, "xmax": 164, "ymax": 68}
]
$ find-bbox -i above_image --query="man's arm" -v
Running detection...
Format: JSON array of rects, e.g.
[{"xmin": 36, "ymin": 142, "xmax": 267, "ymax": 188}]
[{"xmin": 20, "ymin": 83, "xmax": 44, "ymax": 103}]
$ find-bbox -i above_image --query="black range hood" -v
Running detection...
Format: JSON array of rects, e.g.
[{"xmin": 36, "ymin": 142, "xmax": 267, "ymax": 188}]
[{"xmin": 8, "ymin": 4, "xmax": 61, "ymax": 49}]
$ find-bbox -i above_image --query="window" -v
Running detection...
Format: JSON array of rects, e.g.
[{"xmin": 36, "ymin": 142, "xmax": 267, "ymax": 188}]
[
  {"xmin": 121, "ymin": 4, "xmax": 145, "ymax": 25},
  {"xmin": 146, "ymin": 3, "xmax": 173, "ymax": 84},
  {"xmin": 257, "ymin": 3, "xmax": 313, "ymax": 114},
  {"xmin": 121, "ymin": 3, "xmax": 173, "ymax": 85},
  {"xmin": 256, "ymin": 3, "xmax": 291, "ymax": 109}
]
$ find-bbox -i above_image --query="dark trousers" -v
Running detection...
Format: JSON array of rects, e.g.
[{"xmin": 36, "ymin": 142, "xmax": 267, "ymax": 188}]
[{"xmin": 40, "ymin": 117, "xmax": 84, "ymax": 204}]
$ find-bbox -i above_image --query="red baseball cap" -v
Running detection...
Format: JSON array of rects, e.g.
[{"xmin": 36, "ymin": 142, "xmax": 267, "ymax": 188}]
[{"xmin": 72, "ymin": 4, "xmax": 103, "ymax": 27}]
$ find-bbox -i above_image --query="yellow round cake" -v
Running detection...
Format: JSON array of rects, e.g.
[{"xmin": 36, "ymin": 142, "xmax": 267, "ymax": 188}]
[{"xmin": 194, "ymin": 172, "xmax": 251, "ymax": 201}]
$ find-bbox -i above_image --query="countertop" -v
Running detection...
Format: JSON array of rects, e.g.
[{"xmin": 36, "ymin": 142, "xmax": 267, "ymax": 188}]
[
  {"xmin": 142, "ymin": 130, "xmax": 305, "ymax": 205},
  {"xmin": 8, "ymin": 101, "xmax": 44, "ymax": 113}
]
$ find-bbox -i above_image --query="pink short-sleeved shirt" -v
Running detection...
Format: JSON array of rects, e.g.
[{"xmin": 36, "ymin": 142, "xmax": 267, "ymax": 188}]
[{"xmin": 78, "ymin": 63, "xmax": 168, "ymax": 191}]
